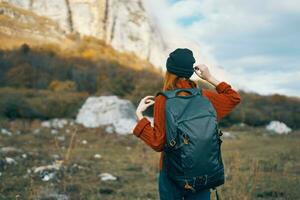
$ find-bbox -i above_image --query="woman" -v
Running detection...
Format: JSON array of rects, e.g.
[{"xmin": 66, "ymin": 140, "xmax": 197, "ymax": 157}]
[{"xmin": 133, "ymin": 48, "xmax": 241, "ymax": 199}]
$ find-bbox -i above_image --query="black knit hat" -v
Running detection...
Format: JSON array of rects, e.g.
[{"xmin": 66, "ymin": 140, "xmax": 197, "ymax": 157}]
[{"xmin": 166, "ymin": 48, "xmax": 195, "ymax": 78}]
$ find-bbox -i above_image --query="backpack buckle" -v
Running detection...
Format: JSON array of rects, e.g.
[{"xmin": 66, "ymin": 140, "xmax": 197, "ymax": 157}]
[
  {"xmin": 169, "ymin": 139, "xmax": 176, "ymax": 147},
  {"xmin": 198, "ymin": 175, "xmax": 208, "ymax": 185},
  {"xmin": 183, "ymin": 134, "xmax": 189, "ymax": 144},
  {"xmin": 184, "ymin": 181, "xmax": 196, "ymax": 192}
]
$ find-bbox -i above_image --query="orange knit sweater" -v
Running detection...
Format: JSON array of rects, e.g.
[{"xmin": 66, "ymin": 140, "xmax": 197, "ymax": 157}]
[{"xmin": 133, "ymin": 79, "xmax": 241, "ymax": 170}]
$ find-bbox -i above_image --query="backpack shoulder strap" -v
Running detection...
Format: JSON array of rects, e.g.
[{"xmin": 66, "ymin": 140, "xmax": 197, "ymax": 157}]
[{"xmin": 212, "ymin": 187, "xmax": 221, "ymax": 200}]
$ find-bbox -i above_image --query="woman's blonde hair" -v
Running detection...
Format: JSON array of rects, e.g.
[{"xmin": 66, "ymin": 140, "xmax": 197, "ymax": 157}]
[{"xmin": 163, "ymin": 71, "xmax": 197, "ymax": 91}]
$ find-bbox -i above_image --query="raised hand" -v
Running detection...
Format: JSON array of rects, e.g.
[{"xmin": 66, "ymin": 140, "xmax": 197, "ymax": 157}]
[
  {"xmin": 194, "ymin": 64, "xmax": 211, "ymax": 81},
  {"xmin": 136, "ymin": 96, "xmax": 155, "ymax": 120}
]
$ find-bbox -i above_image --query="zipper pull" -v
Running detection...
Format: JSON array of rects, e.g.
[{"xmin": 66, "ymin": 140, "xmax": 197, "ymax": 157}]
[{"xmin": 184, "ymin": 182, "xmax": 196, "ymax": 192}]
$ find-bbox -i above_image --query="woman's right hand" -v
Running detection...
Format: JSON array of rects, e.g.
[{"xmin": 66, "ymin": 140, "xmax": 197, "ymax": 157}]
[{"xmin": 194, "ymin": 64, "xmax": 212, "ymax": 81}]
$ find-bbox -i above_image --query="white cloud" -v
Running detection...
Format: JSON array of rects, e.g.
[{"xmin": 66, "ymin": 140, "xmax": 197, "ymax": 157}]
[
  {"xmin": 169, "ymin": 0, "xmax": 202, "ymax": 19},
  {"xmin": 145, "ymin": 0, "xmax": 300, "ymax": 97},
  {"xmin": 143, "ymin": 0, "xmax": 231, "ymax": 83}
]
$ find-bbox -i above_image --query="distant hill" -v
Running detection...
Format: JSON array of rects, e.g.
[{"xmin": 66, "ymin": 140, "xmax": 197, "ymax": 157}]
[
  {"xmin": 0, "ymin": 42, "xmax": 299, "ymax": 129},
  {"xmin": 220, "ymin": 91, "xmax": 300, "ymax": 129}
]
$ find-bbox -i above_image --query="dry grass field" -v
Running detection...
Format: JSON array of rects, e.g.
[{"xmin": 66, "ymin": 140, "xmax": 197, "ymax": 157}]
[{"xmin": 0, "ymin": 120, "xmax": 299, "ymax": 200}]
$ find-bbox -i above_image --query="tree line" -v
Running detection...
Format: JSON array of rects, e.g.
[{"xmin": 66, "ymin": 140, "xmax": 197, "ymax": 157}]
[{"xmin": 0, "ymin": 44, "xmax": 299, "ymax": 129}]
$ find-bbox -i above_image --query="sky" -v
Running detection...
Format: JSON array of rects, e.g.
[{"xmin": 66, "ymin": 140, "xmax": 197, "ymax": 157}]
[{"xmin": 144, "ymin": 0, "xmax": 300, "ymax": 97}]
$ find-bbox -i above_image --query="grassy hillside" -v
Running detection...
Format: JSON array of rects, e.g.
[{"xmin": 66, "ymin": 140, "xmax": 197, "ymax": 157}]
[{"xmin": 0, "ymin": 39, "xmax": 163, "ymax": 104}]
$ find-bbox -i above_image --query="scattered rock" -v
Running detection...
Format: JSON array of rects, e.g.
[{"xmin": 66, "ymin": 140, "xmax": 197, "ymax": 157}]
[
  {"xmin": 33, "ymin": 160, "xmax": 63, "ymax": 173},
  {"xmin": 76, "ymin": 96, "xmax": 137, "ymax": 135},
  {"xmin": 33, "ymin": 161, "xmax": 63, "ymax": 182},
  {"xmin": 57, "ymin": 136, "xmax": 65, "ymax": 141},
  {"xmin": 5, "ymin": 157, "xmax": 17, "ymax": 164},
  {"xmin": 41, "ymin": 121, "xmax": 51, "ymax": 128},
  {"xmin": 41, "ymin": 172, "xmax": 56, "ymax": 181},
  {"xmin": 222, "ymin": 131, "xmax": 235, "ymax": 139},
  {"xmin": 22, "ymin": 154, "xmax": 27, "ymax": 159},
  {"xmin": 33, "ymin": 129, "xmax": 40, "ymax": 134},
  {"xmin": 126, "ymin": 146, "xmax": 132, "ymax": 151},
  {"xmin": 70, "ymin": 163, "xmax": 85, "ymax": 173},
  {"xmin": 42, "ymin": 118, "xmax": 71, "ymax": 129},
  {"xmin": 82, "ymin": 140, "xmax": 88, "ymax": 145},
  {"xmin": 0, "ymin": 147, "xmax": 22, "ymax": 153},
  {"xmin": 99, "ymin": 173, "xmax": 117, "ymax": 181},
  {"xmin": 1, "ymin": 128, "xmax": 12, "ymax": 136},
  {"xmin": 94, "ymin": 154, "xmax": 102, "ymax": 159},
  {"xmin": 52, "ymin": 118, "xmax": 69, "ymax": 129},
  {"xmin": 71, "ymin": 163, "xmax": 84, "ymax": 170},
  {"xmin": 266, "ymin": 121, "xmax": 292, "ymax": 134},
  {"xmin": 51, "ymin": 129, "xmax": 59, "ymax": 135}
]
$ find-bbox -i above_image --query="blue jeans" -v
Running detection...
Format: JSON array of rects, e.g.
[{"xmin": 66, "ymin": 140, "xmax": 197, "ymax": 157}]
[{"xmin": 158, "ymin": 169, "xmax": 211, "ymax": 200}]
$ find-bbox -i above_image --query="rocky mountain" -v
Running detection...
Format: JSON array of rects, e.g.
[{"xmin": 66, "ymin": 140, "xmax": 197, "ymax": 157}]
[{"xmin": 0, "ymin": 0, "xmax": 167, "ymax": 67}]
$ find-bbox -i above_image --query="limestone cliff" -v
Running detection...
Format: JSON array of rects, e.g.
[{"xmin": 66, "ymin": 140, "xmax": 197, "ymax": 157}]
[{"xmin": 0, "ymin": 0, "xmax": 167, "ymax": 67}]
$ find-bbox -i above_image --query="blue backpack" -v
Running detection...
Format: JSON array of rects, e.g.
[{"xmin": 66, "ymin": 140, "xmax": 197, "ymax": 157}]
[{"xmin": 158, "ymin": 88, "xmax": 224, "ymax": 193}]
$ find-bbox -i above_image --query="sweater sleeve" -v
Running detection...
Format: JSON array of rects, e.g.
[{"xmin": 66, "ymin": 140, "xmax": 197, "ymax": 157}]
[
  {"xmin": 132, "ymin": 95, "xmax": 166, "ymax": 152},
  {"xmin": 202, "ymin": 82, "xmax": 241, "ymax": 121}
]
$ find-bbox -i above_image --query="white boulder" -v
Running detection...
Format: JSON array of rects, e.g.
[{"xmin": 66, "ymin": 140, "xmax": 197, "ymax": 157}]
[
  {"xmin": 266, "ymin": 121, "xmax": 292, "ymax": 134},
  {"xmin": 76, "ymin": 96, "xmax": 137, "ymax": 135}
]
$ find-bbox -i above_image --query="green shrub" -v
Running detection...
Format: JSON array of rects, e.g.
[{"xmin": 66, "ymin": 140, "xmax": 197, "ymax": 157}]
[{"xmin": 0, "ymin": 88, "xmax": 88, "ymax": 119}]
